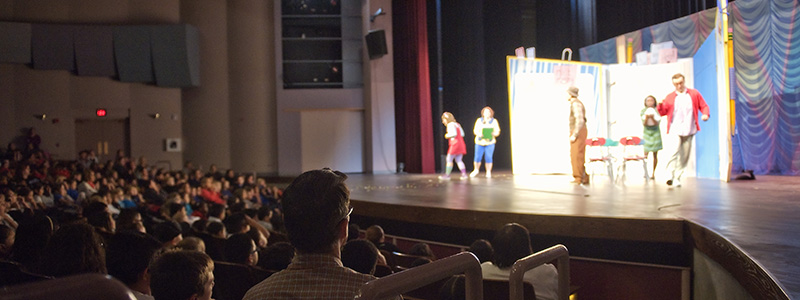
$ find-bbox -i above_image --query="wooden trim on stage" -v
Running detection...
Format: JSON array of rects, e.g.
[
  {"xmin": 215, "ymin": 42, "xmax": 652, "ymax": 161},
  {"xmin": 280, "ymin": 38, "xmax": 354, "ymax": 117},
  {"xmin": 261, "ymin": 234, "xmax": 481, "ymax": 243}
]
[
  {"xmin": 351, "ymin": 200, "xmax": 685, "ymax": 244},
  {"xmin": 686, "ymin": 221, "xmax": 791, "ymax": 300}
]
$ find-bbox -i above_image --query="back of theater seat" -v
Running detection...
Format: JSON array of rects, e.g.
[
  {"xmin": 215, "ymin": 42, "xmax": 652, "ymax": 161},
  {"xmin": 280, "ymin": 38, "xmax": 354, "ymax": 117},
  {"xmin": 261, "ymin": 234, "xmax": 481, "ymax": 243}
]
[
  {"xmin": 0, "ymin": 260, "xmax": 52, "ymax": 287},
  {"xmin": 212, "ymin": 261, "xmax": 273, "ymax": 300},
  {"xmin": 0, "ymin": 273, "xmax": 134, "ymax": 300},
  {"xmin": 483, "ymin": 279, "xmax": 535, "ymax": 300}
]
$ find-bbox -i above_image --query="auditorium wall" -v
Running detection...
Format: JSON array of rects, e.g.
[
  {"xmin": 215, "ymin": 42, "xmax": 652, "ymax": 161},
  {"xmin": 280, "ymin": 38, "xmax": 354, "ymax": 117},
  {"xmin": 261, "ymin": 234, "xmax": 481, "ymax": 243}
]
[
  {"xmin": 0, "ymin": 0, "xmax": 281, "ymax": 173},
  {"xmin": 0, "ymin": 0, "xmax": 184, "ymax": 169}
]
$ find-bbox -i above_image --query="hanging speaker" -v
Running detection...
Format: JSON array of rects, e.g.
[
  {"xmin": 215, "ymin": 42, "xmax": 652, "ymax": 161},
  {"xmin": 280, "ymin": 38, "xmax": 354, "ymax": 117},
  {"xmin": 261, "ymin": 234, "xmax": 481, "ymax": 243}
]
[{"xmin": 365, "ymin": 29, "xmax": 387, "ymax": 60}]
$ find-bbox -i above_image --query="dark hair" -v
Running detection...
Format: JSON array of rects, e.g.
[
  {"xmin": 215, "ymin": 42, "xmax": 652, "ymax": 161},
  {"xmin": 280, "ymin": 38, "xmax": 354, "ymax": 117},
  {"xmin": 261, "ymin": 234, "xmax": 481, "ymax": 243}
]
[
  {"xmin": 117, "ymin": 209, "xmax": 142, "ymax": 233},
  {"xmin": 208, "ymin": 203, "xmax": 225, "ymax": 218},
  {"xmin": 224, "ymin": 212, "xmax": 249, "ymax": 234},
  {"xmin": 644, "ymin": 95, "xmax": 657, "ymax": 108},
  {"xmin": 224, "ymin": 233, "xmax": 255, "ymax": 265},
  {"xmin": 166, "ymin": 202, "xmax": 184, "ymax": 218},
  {"xmin": 207, "ymin": 221, "xmax": 225, "ymax": 237},
  {"xmin": 106, "ymin": 231, "xmax": 161, "ymax": 285},
  {"xmin": 469, "ymin": 239, "xmax": 494, "ymax": 263},
  {"xmin": 409, "ymin": 242, "xmax": 436, "ymax": 260},
  {"xmin": 257, "ymin": 206, "xmax": 272, "ymax": 220},
  {"xmin": 282, "ymin": 168, "xmax": 350, "ymax": 253},
  {"xmin": 191, "ymin": 219, "xmax": 209, "ymax": 234},
  {"xmin": 153, "ymin": 221, "xmax": 182, "ymax": 244},
  {"xmin": 83, "ymin": 201, "xmax": 108, "ymax": 219},
  {"xmin": 347, "ymin": 223, "xmax": 361, "ymax": 241},
  {"xmin": 411, "ymin": 257, "xmax": 432, "ymax": 267},
  {"xmin": 258, "ymin": 242, "xmax": 295, "ymax": 271},
  {"xmin": 40, "ymin": 223, "xmax": 106, "ymax": 277},
  {"xmin": 11, "ymin": 214, "xmax": 53, "ymax": 270},
  {"xmin": 86, "ymin": 210, "xmax": 113, "ymax": 233},
  {"xmin": 491, "ymin": 223, "xmax": 533, "ymax": 268},
  {"xmin": 341, "ymin": 239, "xmax": 378, "ymax": 275},
  {"xmin": 149, "ymin": 250, "xmax": 214, "ymax": 300}
]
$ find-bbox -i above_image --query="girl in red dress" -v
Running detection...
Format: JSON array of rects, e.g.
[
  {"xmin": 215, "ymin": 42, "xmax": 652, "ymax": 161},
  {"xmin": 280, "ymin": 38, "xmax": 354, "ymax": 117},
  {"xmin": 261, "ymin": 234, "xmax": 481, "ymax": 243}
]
[{"xmin": 440, "ymin": 112, "xmax": 468, "ymax": 179}]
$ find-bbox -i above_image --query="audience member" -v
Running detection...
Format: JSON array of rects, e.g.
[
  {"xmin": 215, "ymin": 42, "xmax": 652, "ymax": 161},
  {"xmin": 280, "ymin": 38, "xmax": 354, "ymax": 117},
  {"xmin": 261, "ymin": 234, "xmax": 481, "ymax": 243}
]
[
  {"xmin": 153, "ymin": 220, "xmax": 183, "ymax": 248},
  {"xmin": 469, "ymin": 239, "xmax": 494, "ymax": 263},
  {"xmin": 347, "ymin": 223, "xmax": 360, "ymax": 241},
  {"xmin": 257, "ymin": 241, "xmax": 295, "ymax": 271},
  {"xmin": 39, "ymin": 223, "xmax": 106, "ymax": 277},
  {"xmin": 411, "ymin": 257, "xmax": 432, "ymax": 267},
  {"xmin": 176, "ymin": 236, "xmax": 207, "ymax": 253},
  {"xmin": 224, "ymin": 212, "xmax": 251, "ymax": 235},
  {"xmin": 0, "ymin": 224, "xmax": 14, "ymax": 260},
  {"xmin": 208, "ymin": 203, "xmax": 226, "ymax": 223},
  {"xmin": 224, "ymin": 233, "xmax": 259, "ymax": 266},
  {"xmin": 118, "ymin": 208, "xmax": 146, "ymax": 233},
  {"xmin": 244, "ymin": 168, "xmax": 380, "ymax": 300},
  {"xmin": 409, "ymin": 242, "xmax": 437, "ymax": 260},
  {"xmin": 202, "ymin": 221, "xmax": 227, "ymax": 261},
  {"xmin": 481, "ymin": 223, "xmax": 558, "ymax": 300},
  {"xmin": 10, "ymin": 214, "xmax": 53, "ymax": 271},
  {"xmin": 256, "ymin": 206, "xmax": 274, "ymax": 231},
  {"xmin": 149, "ymin": 250, "xmax": 215, "ymax": 300},
  {"xmin": 366, "ymin": 224, "xmax": 402, "ymax": 253},
  {"xmin": 106, "ymin": 231, "xmax": 162, "ymax": 300},
  {"xmin": 341, "ymin": 239, "xmax": 379, "ymax": 275}
]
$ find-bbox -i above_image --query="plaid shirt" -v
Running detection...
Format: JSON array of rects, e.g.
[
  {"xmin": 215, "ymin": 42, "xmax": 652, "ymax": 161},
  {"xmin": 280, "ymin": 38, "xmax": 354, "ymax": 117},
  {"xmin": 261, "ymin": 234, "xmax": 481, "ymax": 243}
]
[{"xmin": 243, "ymin": 253, "xmax": 376, "ymax": 300}]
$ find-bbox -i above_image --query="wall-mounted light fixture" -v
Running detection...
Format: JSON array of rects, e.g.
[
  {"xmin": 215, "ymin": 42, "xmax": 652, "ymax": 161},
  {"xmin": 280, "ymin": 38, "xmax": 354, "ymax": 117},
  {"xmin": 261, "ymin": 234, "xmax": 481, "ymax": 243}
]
[
  {"xmin": 33, "ymin": 114, "xmax": 46, "ymax": 120},
  {"xmin": 370, "ymin": 8, "xmax": 385, "ymax": 23},
  {"xmin": 149, "ymin": 113, "xmax": 161, "ymax": 119}
]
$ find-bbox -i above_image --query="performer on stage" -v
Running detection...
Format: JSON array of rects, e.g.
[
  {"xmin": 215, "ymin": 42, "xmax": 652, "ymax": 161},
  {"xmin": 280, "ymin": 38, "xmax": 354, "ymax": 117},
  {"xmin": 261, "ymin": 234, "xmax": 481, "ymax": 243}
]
[
  {"xmin": 440, "ymin": 112, "xmax": 468, "ymax": 180},
  {"xmin": 641, "ymin": 95, "xmax": 663, "ymax": 180},
  {"xmin": 657, "ymin": 73, "xmax": 710, "ymax": 187},
  {"xmin": 470, "ymin": 106, "xmax": 501, "ymax": 178},
  {"xmin": 567, "ymin": 87, "xmax": 589, "ymax": 185}
]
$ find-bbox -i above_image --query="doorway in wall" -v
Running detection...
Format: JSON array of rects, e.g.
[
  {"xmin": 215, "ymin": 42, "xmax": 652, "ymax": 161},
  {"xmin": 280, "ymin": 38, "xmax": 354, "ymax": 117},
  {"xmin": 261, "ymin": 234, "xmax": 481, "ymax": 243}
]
[{"xmin": 75, "ymin": 118, "xmax": 130, "ymax": 163}]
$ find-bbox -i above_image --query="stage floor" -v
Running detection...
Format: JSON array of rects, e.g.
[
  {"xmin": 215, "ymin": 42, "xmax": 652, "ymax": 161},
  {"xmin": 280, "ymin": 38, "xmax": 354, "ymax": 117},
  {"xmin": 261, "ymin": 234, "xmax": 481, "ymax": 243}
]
[{"xmin": 345, "ymin": 172, "xmax": 800, "ymax": 299}]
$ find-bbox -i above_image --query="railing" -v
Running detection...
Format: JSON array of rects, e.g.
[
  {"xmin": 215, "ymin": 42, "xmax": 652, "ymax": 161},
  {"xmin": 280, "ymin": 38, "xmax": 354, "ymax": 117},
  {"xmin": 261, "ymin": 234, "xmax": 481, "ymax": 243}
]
[
  {"xmin": 510, "ymin": 244, "xmax": 570, "ymax": 300},
  {"xmin": 355, "ymin": 252, "xmax": 483, "ymax": 300}
]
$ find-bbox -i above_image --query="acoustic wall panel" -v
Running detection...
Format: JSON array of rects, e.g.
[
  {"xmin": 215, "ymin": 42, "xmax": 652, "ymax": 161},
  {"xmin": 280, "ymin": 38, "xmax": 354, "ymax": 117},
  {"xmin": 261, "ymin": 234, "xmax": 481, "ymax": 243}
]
[
  {"xmin": 74, "ymin": 26, "xmax": 116, "ymax": 76},
  {"xmin": 0, "ymin": 22, "xmax": 32, "ymax": 64},
  {"xmin": 151, "ymin": 24, "xmax": 199, "ymax": 87},
  {"xmin": 31, "ymin": 24, "xmax": 75, "ymax": 71},
  {"xmin": 113, "ymin": 26, "xmax": 154, "ymax": 83}
]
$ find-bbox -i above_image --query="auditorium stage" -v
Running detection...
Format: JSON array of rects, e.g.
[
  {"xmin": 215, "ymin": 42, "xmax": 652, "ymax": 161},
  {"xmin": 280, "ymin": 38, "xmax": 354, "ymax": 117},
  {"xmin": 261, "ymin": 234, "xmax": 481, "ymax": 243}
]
[{"xmin": 345, "ymin": 172, "xmax": 799, "ymax": 300}]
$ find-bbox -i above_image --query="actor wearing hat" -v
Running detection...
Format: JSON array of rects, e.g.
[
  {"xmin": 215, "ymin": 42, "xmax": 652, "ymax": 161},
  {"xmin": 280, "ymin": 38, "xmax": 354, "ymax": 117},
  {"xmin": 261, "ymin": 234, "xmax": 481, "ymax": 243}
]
[{"xmin": 567, "ymin": 86, "xmax": 589, "ymax": 185}]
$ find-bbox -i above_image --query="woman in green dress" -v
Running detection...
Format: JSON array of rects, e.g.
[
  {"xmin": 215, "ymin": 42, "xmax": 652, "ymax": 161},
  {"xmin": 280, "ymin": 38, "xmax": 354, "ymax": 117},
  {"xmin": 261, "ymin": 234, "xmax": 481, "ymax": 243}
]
[{"xmin": 641, "ymin": 95, "xmax": 662, "ymax": 180}]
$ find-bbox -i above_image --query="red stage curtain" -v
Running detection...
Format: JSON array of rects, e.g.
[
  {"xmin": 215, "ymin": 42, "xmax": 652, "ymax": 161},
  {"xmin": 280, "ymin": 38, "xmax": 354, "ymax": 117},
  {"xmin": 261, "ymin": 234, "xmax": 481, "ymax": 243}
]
[{"xmin": 393, "ymin": 0, "xmax": 435, "ymax": 174}]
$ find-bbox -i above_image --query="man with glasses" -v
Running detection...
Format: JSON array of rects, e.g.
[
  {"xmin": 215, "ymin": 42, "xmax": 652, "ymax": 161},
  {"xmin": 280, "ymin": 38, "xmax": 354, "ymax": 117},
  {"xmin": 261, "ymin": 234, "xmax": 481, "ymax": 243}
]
[
  {"xmin": 244, "ymin": 168, "xmax": 371, "ymax": 300},
  {"xmin": 657, "ymin": 73, "xmax": 710, "ymax": 187}
]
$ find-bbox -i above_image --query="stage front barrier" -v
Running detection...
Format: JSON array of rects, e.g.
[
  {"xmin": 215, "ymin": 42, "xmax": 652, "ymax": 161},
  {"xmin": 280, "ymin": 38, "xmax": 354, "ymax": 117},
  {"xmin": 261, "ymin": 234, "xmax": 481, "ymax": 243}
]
[
  {"xmin": 510, "ymin": 244, "xmax": 570, "ymax": 300},
  {"xmin": 355, "ymin": 252, "xmax": 483, "ymax": 300}
]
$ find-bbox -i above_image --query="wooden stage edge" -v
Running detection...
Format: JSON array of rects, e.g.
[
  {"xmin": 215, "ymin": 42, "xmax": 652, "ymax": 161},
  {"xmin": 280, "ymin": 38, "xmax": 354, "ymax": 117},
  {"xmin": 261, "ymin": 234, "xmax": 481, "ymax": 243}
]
[{"xmin": 345, "ymin": 172, "xmax": 798, "ymax": 300}]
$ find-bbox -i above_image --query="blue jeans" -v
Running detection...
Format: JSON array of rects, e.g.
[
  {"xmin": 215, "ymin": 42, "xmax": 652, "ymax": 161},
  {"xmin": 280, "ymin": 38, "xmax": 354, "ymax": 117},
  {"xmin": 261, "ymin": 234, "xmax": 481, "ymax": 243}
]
[{"xmin": 473, "ymin": 144, "xmax": 495, "ymax": 163}]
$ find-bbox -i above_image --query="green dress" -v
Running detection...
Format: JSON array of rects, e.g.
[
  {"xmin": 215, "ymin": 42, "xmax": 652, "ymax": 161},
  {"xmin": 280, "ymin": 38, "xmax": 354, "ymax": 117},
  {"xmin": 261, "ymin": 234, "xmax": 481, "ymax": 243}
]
[{"xmin": 640, "ymin": 107, "xmax": 663, "ymax": 152}]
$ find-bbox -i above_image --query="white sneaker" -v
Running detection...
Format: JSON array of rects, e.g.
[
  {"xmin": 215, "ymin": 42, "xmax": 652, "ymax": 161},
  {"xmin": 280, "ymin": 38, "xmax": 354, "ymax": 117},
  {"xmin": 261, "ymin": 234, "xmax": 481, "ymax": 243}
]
[
  {"xmin": 485, "ymin": 172, "xmax": 492, "ymax": 178},
  {"xmin": 674, "ymin": 179, "xmax": 682, "ymax": 187},
  {"xmin": 469, "ymin": 170, "xmax": 479, "ymax": 177}
]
